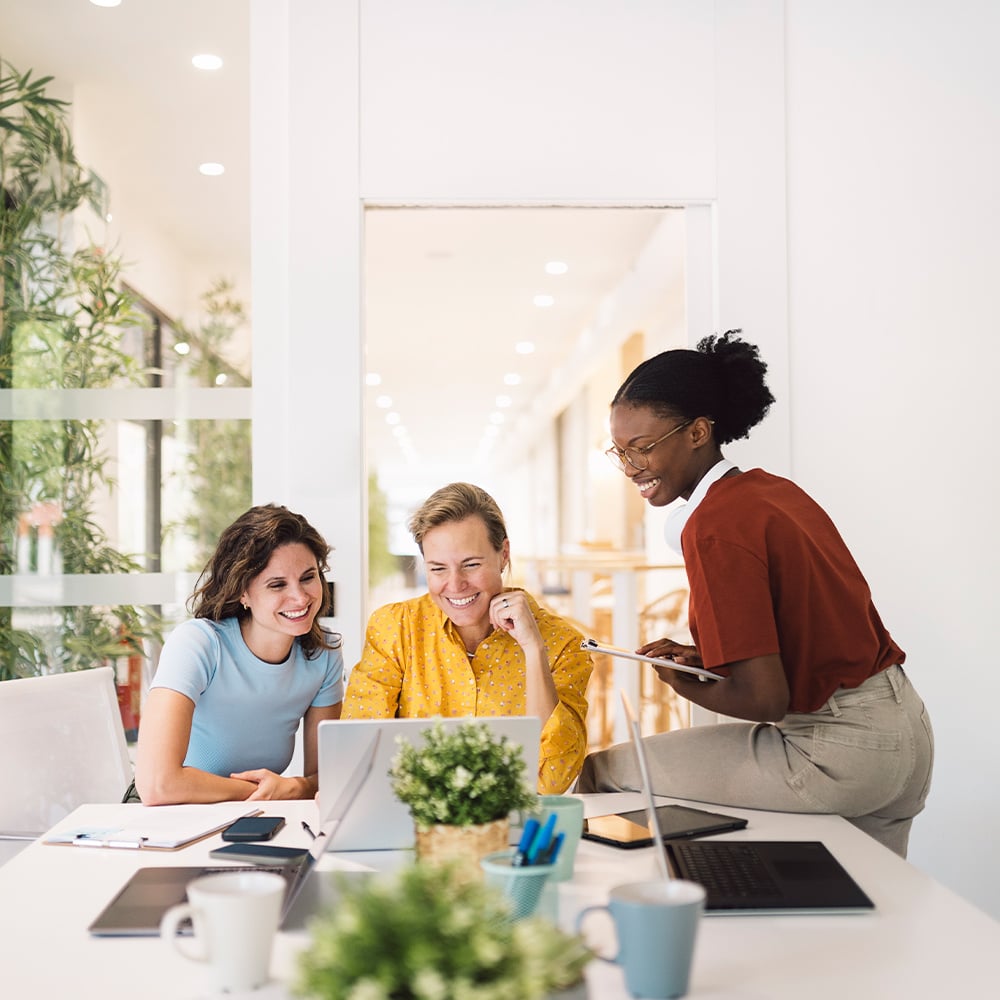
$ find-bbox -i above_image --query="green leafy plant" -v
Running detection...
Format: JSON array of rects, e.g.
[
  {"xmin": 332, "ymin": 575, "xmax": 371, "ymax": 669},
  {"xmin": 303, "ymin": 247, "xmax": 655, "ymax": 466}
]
[
  {"xmin": 389, "ymin": 721, "xmax": 536, "ymax": 828},
  {"xmin": 166, "ymin": 277, "xmax": 252, "ymax": 569},
  {"xmin": 295, "ymin": 862, "xmax": 591, "ymax": 1000},
  {"xmin": 1, "ymin": 61, "xmax": 159, "ymax": 679}
]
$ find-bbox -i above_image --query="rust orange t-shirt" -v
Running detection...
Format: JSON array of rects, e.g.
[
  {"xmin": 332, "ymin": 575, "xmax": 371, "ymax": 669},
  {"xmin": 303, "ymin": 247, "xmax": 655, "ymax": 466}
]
[{"xmin": 683, "ymin": 470, "xmax": 904, "ymax": 713}]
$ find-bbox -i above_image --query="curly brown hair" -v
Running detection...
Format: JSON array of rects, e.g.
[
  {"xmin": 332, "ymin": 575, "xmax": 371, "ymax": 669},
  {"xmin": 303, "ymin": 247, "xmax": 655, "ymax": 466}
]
[{"xmin": 188, "ymin": 504, "xmax": 338, "ymax": 657}]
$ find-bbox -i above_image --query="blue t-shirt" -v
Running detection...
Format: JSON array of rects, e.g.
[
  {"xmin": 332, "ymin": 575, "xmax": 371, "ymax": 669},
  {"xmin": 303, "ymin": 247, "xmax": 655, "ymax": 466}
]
[{"xmin": 151, "ymin": 617, "xmax": 344, "ymax": 777}]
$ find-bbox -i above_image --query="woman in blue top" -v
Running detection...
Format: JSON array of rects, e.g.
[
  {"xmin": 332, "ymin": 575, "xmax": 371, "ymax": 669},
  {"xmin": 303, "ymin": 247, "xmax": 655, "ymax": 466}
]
[{"xmin": 135, "ymin": 505, "xmax": 344, "ymax": 804}]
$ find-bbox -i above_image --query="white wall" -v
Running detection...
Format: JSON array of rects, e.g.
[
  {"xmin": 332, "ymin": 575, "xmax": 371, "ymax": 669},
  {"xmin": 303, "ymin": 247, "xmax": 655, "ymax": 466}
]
[
  {"xmin": 254, "ymin": 0, "xmax": 1000, "ymax": 916},
  {"xmin": 782, "ymin": 0, "xmax": 1000, "ymax": 911}
]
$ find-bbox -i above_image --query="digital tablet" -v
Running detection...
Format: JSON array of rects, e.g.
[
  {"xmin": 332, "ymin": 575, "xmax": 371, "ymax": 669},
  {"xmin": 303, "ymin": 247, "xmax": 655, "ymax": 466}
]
[
  {"xmin": 582, "ymin": 804, "xmax": 747, "ymax": 849},
  {"xmin": 580, "ymin": 639, "xmax": 721, "ymax": 681}
]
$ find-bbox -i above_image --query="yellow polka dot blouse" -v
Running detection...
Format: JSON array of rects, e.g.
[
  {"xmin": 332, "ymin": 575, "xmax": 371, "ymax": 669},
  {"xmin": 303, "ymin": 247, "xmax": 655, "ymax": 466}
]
[{"xmin": 343, "ymin": 590, "xmax": 593, "ymax": 793}]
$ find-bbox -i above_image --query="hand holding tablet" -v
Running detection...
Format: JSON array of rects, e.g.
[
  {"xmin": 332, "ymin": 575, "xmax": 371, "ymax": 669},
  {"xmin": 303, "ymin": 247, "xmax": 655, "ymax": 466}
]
[{"xmin": 580, "ymin": 639, "xmax": 721, "ymax": 682}]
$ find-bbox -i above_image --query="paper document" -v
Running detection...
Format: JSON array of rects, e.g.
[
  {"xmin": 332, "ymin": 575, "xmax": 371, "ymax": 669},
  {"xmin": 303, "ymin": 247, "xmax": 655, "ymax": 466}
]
[
  {"xmin": 581, "ymin": 639, "xmax": 721, "ymax": 682},
  {"xmin": 44, "ymin": 803, "xmax": 261, "ymax": 851}
]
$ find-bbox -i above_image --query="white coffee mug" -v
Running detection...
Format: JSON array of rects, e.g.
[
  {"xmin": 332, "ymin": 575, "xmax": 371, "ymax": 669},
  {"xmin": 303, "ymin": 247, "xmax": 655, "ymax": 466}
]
[{"xmin": 160, "ymin": 870, "xmax": 286, "ymax": 993}]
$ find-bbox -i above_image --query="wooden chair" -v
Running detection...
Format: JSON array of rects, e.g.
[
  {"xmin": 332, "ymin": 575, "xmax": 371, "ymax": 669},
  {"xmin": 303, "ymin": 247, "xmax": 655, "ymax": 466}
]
[{"xmin": 637, "ymin": 588, "xmax": 692, "ymax": 734}]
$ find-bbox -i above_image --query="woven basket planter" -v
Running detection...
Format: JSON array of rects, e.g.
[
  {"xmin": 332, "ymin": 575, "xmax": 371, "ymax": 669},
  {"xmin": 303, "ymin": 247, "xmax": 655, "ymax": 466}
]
[{"xmin": 414, "ymin": 816, "xmax": 510, "ymax": 882}]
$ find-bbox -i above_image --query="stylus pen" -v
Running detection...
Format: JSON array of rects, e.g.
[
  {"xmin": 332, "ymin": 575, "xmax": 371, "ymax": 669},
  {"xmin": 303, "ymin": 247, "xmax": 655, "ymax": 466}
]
[
  {"xmin": 301, "ymin": 821, "xmax": 317, "ymax": 840},
  {"xmin": 512, "ymin": 818, "xmax": 540, "ymax": 867}
]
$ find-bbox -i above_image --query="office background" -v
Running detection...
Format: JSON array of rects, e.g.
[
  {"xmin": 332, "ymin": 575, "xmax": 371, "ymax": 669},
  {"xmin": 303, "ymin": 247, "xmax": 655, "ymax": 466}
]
[{"xmin": 1, "ymin": 0, "xmax": 997, "ymax": 919}]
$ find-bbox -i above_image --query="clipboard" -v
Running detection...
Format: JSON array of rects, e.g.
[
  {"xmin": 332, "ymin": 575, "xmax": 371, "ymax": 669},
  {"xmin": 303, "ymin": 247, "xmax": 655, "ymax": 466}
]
[
  {"xmin": 580, "ymin": 638, "xmax": 721, "ymax": 682},
  {"xmin": 43, "ymin": 803, "xmax": 262, "ymax": 851}
]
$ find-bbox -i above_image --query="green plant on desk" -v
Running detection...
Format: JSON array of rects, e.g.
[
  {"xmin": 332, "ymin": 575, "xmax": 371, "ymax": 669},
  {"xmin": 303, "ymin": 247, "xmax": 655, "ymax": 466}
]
[
  {"xmin": 389, "ymin": 720, "xmax": 536, "ymax": 827},
  {"xmin": 295, "ymin": 862, "xmax": 591, "ymax": 1000}
]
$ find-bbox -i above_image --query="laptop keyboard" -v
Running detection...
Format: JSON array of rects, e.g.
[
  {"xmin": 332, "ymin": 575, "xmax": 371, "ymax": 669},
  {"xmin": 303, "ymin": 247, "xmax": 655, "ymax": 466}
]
[{"xmin": 670, "ymin": 841, "xmax": 782, "ymax": 900}]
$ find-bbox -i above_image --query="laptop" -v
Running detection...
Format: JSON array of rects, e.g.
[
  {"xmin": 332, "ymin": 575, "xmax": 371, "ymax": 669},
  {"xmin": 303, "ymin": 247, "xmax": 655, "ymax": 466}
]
[
  {"xmin": 88, "ymin": 731, "xmax": 382, "ymax": 937},
  {"xmin": 619, "ymin": 691, "xmax": 875, "ymax": 915},
  {"xmin": 317, "ymin": 716, "xmax": 541, "ymax": 851}
]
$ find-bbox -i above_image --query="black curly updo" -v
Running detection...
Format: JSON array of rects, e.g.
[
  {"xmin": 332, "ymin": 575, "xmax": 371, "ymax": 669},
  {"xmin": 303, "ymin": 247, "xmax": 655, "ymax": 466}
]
[{"xmin": 611, "ymin": 330, "xmax": 775, "ymax": 445}]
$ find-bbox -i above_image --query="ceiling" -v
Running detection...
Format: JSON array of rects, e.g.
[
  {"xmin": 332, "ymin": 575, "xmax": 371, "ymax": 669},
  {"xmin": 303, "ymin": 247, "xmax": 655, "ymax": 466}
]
[{"xmin": 1, "ymin": 1, "xmax": 678, "ymax": 527}]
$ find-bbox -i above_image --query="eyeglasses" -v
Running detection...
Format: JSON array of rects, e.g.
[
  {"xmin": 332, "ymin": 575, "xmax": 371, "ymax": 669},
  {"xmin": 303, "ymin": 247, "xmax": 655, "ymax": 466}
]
[{"xmin": 604, "ymin": 420, "xmax": 694, "ymax": 472}]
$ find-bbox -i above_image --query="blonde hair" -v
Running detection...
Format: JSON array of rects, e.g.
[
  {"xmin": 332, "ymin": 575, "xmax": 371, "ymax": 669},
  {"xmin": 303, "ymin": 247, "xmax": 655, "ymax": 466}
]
[{"xmin": 408, "ymin": 482, "xmax": 508, "ymax": 554}]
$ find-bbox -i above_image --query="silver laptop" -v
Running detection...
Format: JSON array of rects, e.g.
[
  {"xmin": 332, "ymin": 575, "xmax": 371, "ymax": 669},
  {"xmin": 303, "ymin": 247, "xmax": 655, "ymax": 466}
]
[
  {"xmin": 317, "ymin": 716, "xmax": 541, "ymax": 851},
  {"xmin": 620, "ymin": 691, "xmax": 875, "ymax": 915}
]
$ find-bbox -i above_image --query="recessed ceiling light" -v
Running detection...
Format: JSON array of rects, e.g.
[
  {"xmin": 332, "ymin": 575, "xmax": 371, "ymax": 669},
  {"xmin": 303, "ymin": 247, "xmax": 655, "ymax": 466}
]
[
  {"xmin": 192, "ymin": 53, "xmax": 223, "ymax": 71},
  {"xmin": 214, "ymin": 373, "xmax": 228, "ymax": 386},
  {"xmin": 533, "ymin": 294, "xmax": 554, "ymax": 308},
  {"xmin": 503, "ymin": 373, "xmax": 521, "ymax": 386},
  {"xmin": 495, "ymin": 395, "xmax": 511, "ymax": 408},
  {"xmin": 173, "ymin": 342, "xmax": 191, "ymax": 356},
  {"xmin": 515, "ymin": 342, "xmax": 535, "ymax": 355},
  {"xmin": 199, "ymin": 162, "xmax": 225, "ymax": 176},
  {"xmin": 386, "ymin": 412, "xmax": 401, "ymax": 425},
  {"xmin": 490, "ymin": 412, "xmax": 505, "ymax": 425},
  {"xmin": 365, "ymin": 372, "xmax": 382, "ymax": 386},
  {"xmin": 375, "ymin": 395, "xmax": 393, "ymax": 408},
  {"xmin": 545, "ymin": 261, "xmax": 569, "ymax": 275},
  {"xmin": 90, "ymin": 0, "xmax": 122, "ymax": 7}
]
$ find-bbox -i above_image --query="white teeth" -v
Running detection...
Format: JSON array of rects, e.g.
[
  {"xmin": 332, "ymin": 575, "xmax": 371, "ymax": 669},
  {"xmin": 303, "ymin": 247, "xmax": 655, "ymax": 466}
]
[
  {"xmin": 638, "ymin": 478, "xmax": 661, "ymax": 495},
  {"xmin": 448, "ymin": 594, "xmax": 478, "ymax": 607},
  {"xmin": 281, "ymin": 609, "xmax": 309, "ymax": 620}
]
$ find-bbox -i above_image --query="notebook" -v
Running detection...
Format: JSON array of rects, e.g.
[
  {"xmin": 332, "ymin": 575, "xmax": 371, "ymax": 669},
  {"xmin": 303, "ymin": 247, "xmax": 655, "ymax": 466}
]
[
  {"xmin": 619, "ymin": 691, "xmax": 875, "ymax": 915},
  {"xmin": 45, "ymin": 802, "xmax": 262, "ymax": 850},
  {"xmin": 316, "ymin": 716, "xmax": 541, "ymax": 851},
  {"xmin": 88, "ymin": 730, "xmax": 381, "ymax": 936}
]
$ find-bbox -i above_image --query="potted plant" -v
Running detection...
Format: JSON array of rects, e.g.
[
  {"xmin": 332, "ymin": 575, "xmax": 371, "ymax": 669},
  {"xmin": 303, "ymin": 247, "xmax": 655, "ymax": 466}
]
[
  {"xmin": 295, "ymin": 861, "xmax": 592, "ymax": 1000},
  {"xmin": 389, "ymin": 720, "xmax": 536, "ymax": 881}
]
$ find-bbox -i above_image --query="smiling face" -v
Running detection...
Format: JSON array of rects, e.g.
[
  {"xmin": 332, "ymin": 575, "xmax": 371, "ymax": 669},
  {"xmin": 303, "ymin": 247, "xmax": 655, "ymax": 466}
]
[
  {"xmin": 240, "ymin": 542, "xmax": 325, "ymax": 662},
  {"xmin": 609, "ymin": 403, "xmax": 720, "ymax": 507},
  {"xmin": 422, "ymin": 515, "xmax": 508, "ymax": 637}
]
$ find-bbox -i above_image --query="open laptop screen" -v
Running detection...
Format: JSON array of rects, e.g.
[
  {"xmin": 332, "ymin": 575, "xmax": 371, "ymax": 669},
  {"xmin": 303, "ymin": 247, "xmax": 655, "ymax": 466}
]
[{"xmin": 317, "ymin": 716, "xmax": 541, "ymax": 851}]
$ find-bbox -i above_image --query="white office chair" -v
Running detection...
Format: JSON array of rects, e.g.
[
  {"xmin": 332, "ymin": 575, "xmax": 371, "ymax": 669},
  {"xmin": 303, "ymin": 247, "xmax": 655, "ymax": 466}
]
[{"xmin": 0, "ymin": 666, "xmax": 132, "ymax": 848}]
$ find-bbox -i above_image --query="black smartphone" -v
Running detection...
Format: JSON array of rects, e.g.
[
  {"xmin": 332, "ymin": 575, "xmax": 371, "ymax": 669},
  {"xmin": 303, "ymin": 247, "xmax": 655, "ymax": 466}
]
[
  {"xmin": 209, "ymin": 843, "xmax": 309, "ymax": 865},
  {"xmin": 582, "ymin": 804, "xmax": 747, "ymax": 848},
  {"xmin": 221, "ymin": 815, "xmax": 286, "ymax": 842}
]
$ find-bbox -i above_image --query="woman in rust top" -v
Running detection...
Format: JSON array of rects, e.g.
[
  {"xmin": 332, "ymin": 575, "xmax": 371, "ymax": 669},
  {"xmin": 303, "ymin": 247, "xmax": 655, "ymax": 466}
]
[{"xmin": 578, "ymin": 332, "xmax": 933, "ymax": 857}]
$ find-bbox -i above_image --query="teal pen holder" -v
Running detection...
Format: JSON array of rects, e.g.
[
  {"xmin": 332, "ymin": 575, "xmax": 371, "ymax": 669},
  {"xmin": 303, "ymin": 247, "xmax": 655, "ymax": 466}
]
[{"xmin": 480, "ymin": 849, "xmax": 554, "ymax": 921}]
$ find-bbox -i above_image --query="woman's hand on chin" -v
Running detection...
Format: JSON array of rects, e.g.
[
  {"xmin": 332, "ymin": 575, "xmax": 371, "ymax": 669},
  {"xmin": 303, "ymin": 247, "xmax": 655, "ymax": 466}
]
[{"xmin": 489, "ymin": 590, "xmax": 543, "ymax": 651}]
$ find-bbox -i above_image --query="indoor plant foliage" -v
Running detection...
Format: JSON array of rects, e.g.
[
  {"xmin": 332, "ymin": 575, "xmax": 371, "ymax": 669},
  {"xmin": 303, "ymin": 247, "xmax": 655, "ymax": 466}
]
[
  {"xmin": 167, "ymin": 277, "xmax": 252, "ymax": 570},
  {"xmin": 295, "ymin": 862, "xmax": 591, "ymax": 1000},
  {"xmin": 1, "ymin": 61, "xmax": 158, "ymax": 679},
  {"xmin": 389, "ymin": 721, "xmax": 536, "ymax": 829}
]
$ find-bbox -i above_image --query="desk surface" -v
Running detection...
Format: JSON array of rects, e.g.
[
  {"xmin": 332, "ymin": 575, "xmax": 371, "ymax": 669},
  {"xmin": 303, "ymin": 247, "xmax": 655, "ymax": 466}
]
[{"xmin": 1, "ymin": 795, "xmax": 996, "ymax": 999}]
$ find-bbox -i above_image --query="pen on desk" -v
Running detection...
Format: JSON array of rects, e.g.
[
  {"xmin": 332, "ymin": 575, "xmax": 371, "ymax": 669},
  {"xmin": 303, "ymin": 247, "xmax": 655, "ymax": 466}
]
[
  {"xmin": 541, "ymin": 831, "xmax": 564, "ymax": 866},
  {"xmin": 512, "ymin": 818, "xmax": 540, "ymax": 867},
  {"xmin": 301, "ymin": 821, "xmax": 317, "ymax": 840},
  {"xmin": 527, "ymin": 813, "xmax": 557, "ymax": 865}
]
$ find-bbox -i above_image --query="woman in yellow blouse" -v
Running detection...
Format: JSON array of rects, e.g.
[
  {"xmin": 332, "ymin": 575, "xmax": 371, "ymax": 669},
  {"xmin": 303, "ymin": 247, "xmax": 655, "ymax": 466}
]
[{"xmin": 343, "ymin": 482, "xmax": 592, "ymax": 793}]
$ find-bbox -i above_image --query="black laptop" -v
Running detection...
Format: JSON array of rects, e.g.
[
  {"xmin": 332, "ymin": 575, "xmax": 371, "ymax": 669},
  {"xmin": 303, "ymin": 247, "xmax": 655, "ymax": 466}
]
[{"xmin": 620, "ymin": 691, "xmax": 875, "ymax": 916}]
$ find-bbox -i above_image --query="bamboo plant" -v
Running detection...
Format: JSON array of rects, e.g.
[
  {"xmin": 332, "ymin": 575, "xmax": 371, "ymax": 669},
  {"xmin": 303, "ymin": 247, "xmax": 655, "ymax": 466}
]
[{"xmin": 1, "ymin": 60, "xmax": 157, "ymax": 680}]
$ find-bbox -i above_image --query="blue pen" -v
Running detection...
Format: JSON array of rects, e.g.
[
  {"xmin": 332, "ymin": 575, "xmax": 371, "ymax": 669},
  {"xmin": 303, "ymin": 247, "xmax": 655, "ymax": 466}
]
[
  {"xmin": 542, "ymin": 831, "xmax": 565, "ymax": 866},
  {"xmin": 512, "ymin": 818, "xmax": 540, "ymax": 867},
  {"xmin": 527, "ymin": 813, "xmax": 557, "ymax": 865}
]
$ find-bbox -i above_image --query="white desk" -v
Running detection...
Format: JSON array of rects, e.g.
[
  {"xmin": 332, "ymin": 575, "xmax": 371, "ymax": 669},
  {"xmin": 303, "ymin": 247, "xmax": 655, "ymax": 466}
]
[{"xmin": 1, "ymin": 795, "xmax": 996, "ymax": 999}]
